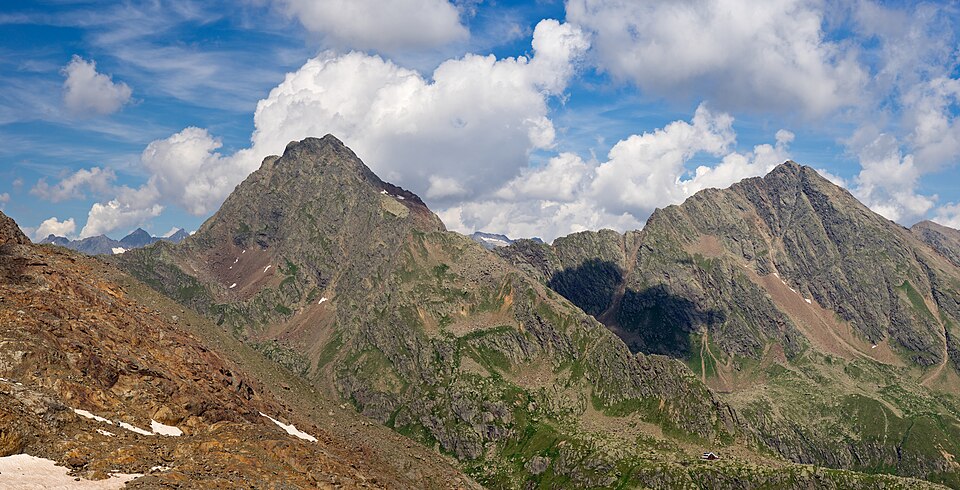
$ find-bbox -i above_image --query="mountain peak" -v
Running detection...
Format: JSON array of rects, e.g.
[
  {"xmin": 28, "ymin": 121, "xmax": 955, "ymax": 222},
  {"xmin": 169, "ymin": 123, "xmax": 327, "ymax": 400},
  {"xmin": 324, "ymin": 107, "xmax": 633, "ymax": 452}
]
[{"xmin": 119, "ymin": 227, "xmax": 158, "ymax": 248}]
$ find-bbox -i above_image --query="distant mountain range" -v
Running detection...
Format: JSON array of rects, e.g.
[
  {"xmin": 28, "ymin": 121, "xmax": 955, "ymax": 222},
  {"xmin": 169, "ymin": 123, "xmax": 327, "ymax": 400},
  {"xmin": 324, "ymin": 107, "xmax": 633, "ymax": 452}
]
[
  {"xmin": 469, "ymin": 231, "xmax": 543, "ymax": 250},
  {"xmin": 40, "ymin": 227, "xmax": 189, "ymax": 255}
]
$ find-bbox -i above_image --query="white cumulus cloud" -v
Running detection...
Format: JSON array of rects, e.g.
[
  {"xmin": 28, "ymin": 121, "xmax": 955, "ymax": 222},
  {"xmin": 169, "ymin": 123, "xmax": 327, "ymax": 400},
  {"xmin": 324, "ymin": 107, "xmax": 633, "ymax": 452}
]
[
  {"xmin": 34, "ymin": 217, "xmax": 76, "ymax": 240},
  {"xmin": 933, "ymin": 203, "xmax": 960, "ymax": 229},
  {"xmin": 80, "ymin": 185, "xmax": 162, "ymax": 238},
  {"xmin": 566, "ymin": 0, "xmax": 866, "ymax": 116},
  {"xmin": 30, "ymin": 167, "xmax": 116, "ymax": 203},
  {"xmin": 141, "ymin": 127, "xmax": 253, "ymax": 216},
  {"xmin": 78, "ymin": 19, "xmax": 589, "ymax": 235},
  {"xmin": 274, "ymin": 0, "xmax": 468, "ymax": 53},
  {"xmin": 848, "ymin": 131, "xmax": 935, "ymax": 224},
  {"xmin": 61, "ymin": 55, "xmax": 132, "ymax": 116}
]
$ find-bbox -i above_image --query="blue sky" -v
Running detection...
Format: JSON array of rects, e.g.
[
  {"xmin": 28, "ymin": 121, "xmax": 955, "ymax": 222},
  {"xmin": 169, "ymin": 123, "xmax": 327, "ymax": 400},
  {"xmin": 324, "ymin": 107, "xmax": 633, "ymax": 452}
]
[{"xmin": 1, "ymin": 0, "xmax": 959, "ymax": 242}]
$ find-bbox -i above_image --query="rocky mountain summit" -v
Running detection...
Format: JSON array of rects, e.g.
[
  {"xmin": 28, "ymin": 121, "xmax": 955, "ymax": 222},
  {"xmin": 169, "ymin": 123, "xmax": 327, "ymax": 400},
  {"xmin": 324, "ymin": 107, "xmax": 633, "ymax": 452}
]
[
  {"xmin": 0, "ymin": 209, "xmax": 475, "ymax": 488},
  {"xmin": 113, "ymin": 138, "xmax": 944, "ymax": 488},
  {"xmin": 498, "ymin": 161, "xmax": 960, "ymax": 486},
  {"xmin": 41, "ymin": 227, "xmax": 189, "ymax": 255}
]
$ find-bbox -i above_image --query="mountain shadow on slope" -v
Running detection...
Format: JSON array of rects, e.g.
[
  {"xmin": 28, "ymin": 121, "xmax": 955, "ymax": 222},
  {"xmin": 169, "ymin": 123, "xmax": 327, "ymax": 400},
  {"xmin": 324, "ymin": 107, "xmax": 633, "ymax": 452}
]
[
  {"xmin": 547, "ymin": 259, "xmax": 719, "ymax": 357},
  {"xmin": 616, "ymin": 285, "xmax": 725, "ymax": 357},
  {"xmin": 547, "ymin": 258, "xmax": 622, "ymax": 317}
]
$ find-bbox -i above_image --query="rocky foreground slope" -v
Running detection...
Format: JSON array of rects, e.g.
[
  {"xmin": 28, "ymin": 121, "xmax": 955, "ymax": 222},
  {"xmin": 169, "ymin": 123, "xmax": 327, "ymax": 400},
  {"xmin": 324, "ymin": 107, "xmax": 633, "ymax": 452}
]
[
  {"xmin": 0, "ymin": 210, "xmax": 476, "ymax": 488},
  {"xmin": 113, "ymin": 136, "xmax": 942, "ymax": 488},
  {"xmin": 498, "ymin": 162, "xmax": 960, "ymax": 487}
]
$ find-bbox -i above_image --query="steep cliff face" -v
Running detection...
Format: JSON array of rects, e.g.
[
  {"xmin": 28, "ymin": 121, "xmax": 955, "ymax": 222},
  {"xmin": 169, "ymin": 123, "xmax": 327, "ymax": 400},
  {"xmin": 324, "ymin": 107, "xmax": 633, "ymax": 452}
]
[{"xmin": 498, "ymin": 162, "xmax": 960, "ymax": 486}]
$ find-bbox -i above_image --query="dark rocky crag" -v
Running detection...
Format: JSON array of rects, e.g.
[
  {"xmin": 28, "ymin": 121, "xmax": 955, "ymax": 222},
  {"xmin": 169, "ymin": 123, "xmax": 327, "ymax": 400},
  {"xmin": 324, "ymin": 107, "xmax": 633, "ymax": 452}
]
[{"xmin": 114, "ymin": 139, "xmax": 945, "ymax": 488}]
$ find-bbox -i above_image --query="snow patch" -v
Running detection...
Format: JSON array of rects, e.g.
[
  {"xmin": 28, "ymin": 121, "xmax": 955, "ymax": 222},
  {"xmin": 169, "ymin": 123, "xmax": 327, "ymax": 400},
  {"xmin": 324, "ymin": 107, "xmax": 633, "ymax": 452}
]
[
  {"xmin": 150, "ymin": 465, "xmax": 171, "ymax": 472},
  {"xmin": 260, "ymin": 412, "xmax": 317, "ymax": 442},
  {"xmin": 872, "ymin": 344, "xmax": 878, "ymax": 349},
  {"xmin": 96, "ymin": 428, "xmax": 115, "ymax": 437},
  {"xmin": 229, "ymin": 283, "xmax": 237, "ymax": 289},
  {"xmin": 318, "ymin": 297, "xmax": 328, "ymax": 304},
  {"xmin": 380, "ymin": 190, "xmax": 388, "ymax": 194},
  {"xmin": 264, "ymin": 265, "xmax": 272, "ymax": 273},
  {"xmin": 233, "ymin": 257, "xmax": 239, "ymax": 264},
  {"xmin": 397, "ymin": 195, "xmax": 405, "ymax": 200},
  {"xmin": 804, "ymin": 298, "xmax": 812, "ymax": 304},
  {"xmin": 74, "ymin": 408, "xmax": 112, "ymax": 425},
  {"xmin": 118, "ymin": 421, "xmax": 152, "ymax": 436},
  {"xmin": 111, "ymin": 247, "xmax": 126, "ymax": 255},
  {"xmin": 242, "ymin": 249, "xmax": 246, "ymax": 254},
  {"xmin": 0, "ymin": 454, "xmax": 142, "ymax": 489},
  {"xmin": 151, "ymin": 420, "xmax": 183, "ymax": 437}
]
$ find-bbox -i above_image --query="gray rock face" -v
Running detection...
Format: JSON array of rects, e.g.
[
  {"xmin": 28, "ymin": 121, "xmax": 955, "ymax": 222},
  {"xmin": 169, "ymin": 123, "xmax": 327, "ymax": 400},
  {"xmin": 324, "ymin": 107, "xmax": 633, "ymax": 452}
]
[{"xmin": 913, "ymin": 220, "xmax": 960, "ymax": 268}]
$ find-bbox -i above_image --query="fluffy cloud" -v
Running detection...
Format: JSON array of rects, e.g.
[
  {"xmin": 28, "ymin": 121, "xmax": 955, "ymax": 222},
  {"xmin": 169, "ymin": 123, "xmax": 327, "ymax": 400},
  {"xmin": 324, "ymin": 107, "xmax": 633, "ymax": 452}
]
[
  {"xmin": 30, "ymin": 167, "xmax": 115, "ymax": 202},
  {"xmin": 566, "ymin": 0, "xmax": 866, "ymax": 116},
  {"xmin": 840, "ymin": 2, "xmax": 960, "ymax": 226},
  {"xmin": 61, "ymin": 55, "xmax": 132, "ymax": 116},
  {"xmin": 274, "ymin": 0, "xmax": 467, "ymax": 53},
  {"xmin": 77, "ymin": 19, "xmax": 588, "ymax": 235},
  {"xmin": 903, "ymin": 77, "xmax": 960, "ymax": 172},
  {"xmin": 441, "ymin": 105, "xmax": 794, "ymax": 241},
  {"xmin": 249, "ymin": 19, "xmax": 587, "ymax": 207},
  {"xmin": 80, "ymin": 185, "xmax": 162, "ymax": 238},
  {"xmin": 140, "ymin": 127, "xmax": 255, "ymax": 216},
  {"xmin": 933, "ymin": 203, "xmax": 960, "ymax": 229},
  {"xmin": 848, "ymin": 131, "xmax": 934, "ymax": 224},
  {"xmin": 34, "ymin": 217, "xmax": 76, "ymax": 240}
]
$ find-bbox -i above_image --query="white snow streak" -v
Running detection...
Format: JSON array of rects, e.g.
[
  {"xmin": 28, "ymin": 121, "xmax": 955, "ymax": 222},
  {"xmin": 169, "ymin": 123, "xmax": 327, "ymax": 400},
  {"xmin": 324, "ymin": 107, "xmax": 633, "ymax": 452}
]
[
  {"xmin": 118, "ymin": 421, "xmax": 153, "ymax": 436},
  {"xmin": 111, "ymin": 247, "xmax": 126, "ymax": 254},
  {"xmin": 74, "ymin": 408, "xmax": 112, "ymax": 425},
  {"xmin": 318, "ymin": 297, "xmax": 328, "ymax": 304},
  {"xmin": 150, "ymin": 420, "xmax": 183, "ymax": 436},
  {"xmin": 229, "ymin": 283, "xmax": 237, "ymax": 289},
  {"xmin": 259, "ymin": 412, "xmax": 317, "ymax": 442},
  {"xmin": 264, "ymin": 265, "xmax": 272, "ymax": 273}
]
